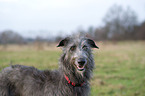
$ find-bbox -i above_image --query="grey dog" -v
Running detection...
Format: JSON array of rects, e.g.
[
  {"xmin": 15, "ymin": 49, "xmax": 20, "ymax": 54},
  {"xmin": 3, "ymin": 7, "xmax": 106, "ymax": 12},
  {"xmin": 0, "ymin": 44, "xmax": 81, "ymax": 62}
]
[{"xmin": 0, "ymin": 35, "xmax": 99, "ymax": 96}]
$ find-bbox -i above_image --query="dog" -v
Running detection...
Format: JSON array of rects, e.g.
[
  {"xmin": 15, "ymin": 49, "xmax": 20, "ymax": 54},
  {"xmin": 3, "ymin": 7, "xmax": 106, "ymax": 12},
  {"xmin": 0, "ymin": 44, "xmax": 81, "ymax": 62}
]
[{"xmin": 0, "ymin": 35, "xmax": 99, "ymax": 96}]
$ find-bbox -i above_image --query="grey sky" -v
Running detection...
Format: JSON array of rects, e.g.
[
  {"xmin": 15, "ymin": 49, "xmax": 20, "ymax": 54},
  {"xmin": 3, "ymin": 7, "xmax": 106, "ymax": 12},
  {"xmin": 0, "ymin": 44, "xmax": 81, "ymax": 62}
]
[{"xmin": 0, "ymin": 0, "xmax": 145, "ymax": 38}]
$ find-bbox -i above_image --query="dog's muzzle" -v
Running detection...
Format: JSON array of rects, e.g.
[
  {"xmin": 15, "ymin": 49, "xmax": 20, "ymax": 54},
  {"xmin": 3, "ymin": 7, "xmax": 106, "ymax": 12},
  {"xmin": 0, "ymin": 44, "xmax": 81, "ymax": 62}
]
[{"xmin": 76, "ymin": 58, "xmax": 87, "ymax": 71}]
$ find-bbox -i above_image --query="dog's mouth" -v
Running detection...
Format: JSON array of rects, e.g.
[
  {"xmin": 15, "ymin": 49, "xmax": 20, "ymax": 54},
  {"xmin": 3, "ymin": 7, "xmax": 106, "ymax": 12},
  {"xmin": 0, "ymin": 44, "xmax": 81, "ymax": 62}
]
[
  {"xmin": 73, "ymin": 59, "xmax": 86, "ymax": 72},
  {"xmin": 77, "ymin": 65, "xmax": 85, "ymax": 71}
]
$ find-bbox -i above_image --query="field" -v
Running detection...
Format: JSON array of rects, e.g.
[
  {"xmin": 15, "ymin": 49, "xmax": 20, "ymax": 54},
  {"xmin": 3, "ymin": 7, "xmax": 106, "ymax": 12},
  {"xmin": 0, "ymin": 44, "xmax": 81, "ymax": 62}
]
[{"xmin": 0, "ymin": 41, "xmax": 145, "ymax": 96}]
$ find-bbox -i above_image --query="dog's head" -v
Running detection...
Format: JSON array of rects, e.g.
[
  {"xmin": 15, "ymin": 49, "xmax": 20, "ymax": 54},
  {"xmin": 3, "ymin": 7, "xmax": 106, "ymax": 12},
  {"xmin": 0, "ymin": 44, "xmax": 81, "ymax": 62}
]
[{"xmin": 57, "ymin": 36, "xmax": 99, "ymax": 76}]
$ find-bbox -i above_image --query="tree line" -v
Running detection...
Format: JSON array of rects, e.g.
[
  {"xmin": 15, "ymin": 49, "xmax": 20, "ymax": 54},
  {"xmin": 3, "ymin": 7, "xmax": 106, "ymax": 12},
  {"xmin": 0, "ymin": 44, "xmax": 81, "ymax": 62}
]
[
  {"xmin": 0, "ymin": 5, "xmax": 145, "ymax": 45},
  {"xmin": 90, "ymin": 5, "xmax": 145, "ymax": 41}
]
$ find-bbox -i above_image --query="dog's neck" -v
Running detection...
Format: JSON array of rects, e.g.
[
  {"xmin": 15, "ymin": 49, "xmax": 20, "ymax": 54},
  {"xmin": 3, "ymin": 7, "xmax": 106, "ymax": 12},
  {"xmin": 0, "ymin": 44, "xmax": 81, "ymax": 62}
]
[
  {"xmin": 59, "ymin": 66, "xmax": 90, "ymax": 85},
  {"xmin": 64, "ymin": 74, "xmax": 85, "ymax": 87}
]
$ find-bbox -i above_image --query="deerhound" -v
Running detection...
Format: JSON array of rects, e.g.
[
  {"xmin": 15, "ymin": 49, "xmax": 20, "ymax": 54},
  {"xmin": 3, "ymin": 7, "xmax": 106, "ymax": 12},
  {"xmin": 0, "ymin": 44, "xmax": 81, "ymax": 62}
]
[{"xmin": 0, "ymin": 35, "xmax": 99, "ymax": 96}]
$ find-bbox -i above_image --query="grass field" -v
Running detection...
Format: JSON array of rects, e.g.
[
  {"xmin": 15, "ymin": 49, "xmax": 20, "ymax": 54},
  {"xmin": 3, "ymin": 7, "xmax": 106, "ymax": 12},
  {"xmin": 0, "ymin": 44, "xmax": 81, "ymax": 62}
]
[{"xmin": 0, "ymin": 41, "xmax": 145, "ymax": 96}]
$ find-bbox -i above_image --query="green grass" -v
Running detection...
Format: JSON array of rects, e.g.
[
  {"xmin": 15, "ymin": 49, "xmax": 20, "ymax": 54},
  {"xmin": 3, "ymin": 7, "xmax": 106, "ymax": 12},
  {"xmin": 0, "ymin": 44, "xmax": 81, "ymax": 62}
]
[{"xmin": 0, "ymin": 41, "xmax": 145, "ymax": 96}]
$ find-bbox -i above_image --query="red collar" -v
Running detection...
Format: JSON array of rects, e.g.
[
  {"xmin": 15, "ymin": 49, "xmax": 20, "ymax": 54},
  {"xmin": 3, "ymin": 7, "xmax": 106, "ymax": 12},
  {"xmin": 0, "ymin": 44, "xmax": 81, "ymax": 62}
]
[{"xmin": 64, "ymin": 74, "xmax": 85, "ymax": 87}]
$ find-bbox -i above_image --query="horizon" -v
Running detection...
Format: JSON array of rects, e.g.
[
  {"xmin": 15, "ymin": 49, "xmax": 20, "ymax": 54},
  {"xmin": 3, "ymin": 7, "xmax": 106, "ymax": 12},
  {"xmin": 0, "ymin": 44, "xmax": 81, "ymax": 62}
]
[{"xmin": 0, "ymin": 0, "xmax": 145, "ymax": 38}]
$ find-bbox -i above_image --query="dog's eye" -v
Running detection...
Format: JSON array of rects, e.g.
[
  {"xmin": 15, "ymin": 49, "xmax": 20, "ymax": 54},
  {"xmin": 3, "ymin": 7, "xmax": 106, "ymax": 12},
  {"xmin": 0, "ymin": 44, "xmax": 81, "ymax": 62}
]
[
  {"xmin": 82, "ymin": 45, "xmax": 88, "ymax": 50},
  {"xmin": 70, "ymin": 46, "xmax": 76, "ymax": 51}
]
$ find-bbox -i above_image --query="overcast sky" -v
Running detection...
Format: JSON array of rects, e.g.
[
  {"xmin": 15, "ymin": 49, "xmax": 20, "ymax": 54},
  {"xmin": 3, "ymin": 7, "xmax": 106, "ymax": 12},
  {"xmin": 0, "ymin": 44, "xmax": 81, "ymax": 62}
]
[{"xmin": 0, "ymin": 0, "xmax": 145, "ymax": 38}]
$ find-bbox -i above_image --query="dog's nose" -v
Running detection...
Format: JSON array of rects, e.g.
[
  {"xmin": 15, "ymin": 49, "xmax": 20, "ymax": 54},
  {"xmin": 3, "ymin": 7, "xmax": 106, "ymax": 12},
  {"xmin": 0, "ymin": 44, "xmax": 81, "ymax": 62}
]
[{"xmin": 77, "ymin": 58, "xmax": 86, "ymax": 66}]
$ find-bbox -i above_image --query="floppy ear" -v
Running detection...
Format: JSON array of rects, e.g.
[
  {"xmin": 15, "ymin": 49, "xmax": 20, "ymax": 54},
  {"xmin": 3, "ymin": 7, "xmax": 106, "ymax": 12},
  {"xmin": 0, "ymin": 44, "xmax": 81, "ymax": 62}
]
[
  {"xmin": 57, "ymin": 37, "xmax": 70, "ymax": 47},
  {"xmin": 87, "ymin": 39, "xmax": 99, "ymax": 49}
]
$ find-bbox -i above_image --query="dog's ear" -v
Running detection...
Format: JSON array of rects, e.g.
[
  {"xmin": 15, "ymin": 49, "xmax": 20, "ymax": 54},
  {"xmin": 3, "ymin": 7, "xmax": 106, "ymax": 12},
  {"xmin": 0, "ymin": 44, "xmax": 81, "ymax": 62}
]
[
  {"xmin": 57, "ymin": 37, "xmax": 70, "ymax": 47},
  {"xmin": 87, "ymin": 39, "xmax": 99, "ymax": 49}
]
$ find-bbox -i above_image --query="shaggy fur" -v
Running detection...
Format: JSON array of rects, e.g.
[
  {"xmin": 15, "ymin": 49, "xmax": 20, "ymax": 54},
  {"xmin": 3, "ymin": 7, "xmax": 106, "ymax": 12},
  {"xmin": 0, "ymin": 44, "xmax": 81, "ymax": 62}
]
[{"xmin": 0, "ymin": 35, "xmax": 98, "ymax": 96}]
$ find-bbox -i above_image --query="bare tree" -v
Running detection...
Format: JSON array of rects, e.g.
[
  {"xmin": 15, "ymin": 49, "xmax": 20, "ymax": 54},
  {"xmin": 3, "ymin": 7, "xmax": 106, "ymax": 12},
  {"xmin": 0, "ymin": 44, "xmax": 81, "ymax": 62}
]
[
  {"xmin": 94, "ymin": 27, "xmax": 107, "ymax": 40},
  {"xmin": 103, "ymin": 4, "xmax": 138, "ymax": 40},
  {"xmin": 0, "ymin": 30, "xmax": 24, "ymax": 48},
  {"xmin": 134, "ymin": 21, "xmax": 145, "ymax": 40}
]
